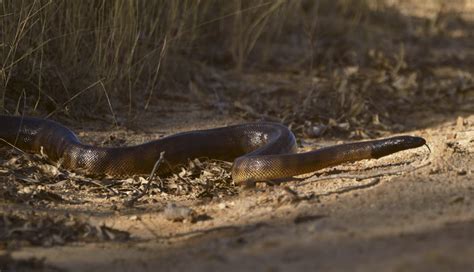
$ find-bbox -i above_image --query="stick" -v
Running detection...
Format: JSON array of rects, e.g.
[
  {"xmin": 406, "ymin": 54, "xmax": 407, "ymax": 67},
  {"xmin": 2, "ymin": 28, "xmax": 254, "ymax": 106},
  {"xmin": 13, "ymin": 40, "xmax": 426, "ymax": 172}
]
[
  {"xmin": 123, "ymin": 151, "xmax": 165, "ymax": 207},
  {"xmin": 296, "ymin": 160, "xmax": 431, "ymax": 187}
]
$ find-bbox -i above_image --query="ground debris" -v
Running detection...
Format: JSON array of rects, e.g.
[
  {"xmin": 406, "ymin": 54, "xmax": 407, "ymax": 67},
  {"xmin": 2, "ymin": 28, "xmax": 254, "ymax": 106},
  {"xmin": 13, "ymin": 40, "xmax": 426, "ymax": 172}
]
[
  {"xmin": 161, "ymin": 158, "xmax": 235, "ymax": 199},
  {"xmin": 1, "ymin": 145, "xmax": 236, "ymax": 208},
  {"xmin": 163, "ymin": 203, "xmax": 197, "ymax": 223}
]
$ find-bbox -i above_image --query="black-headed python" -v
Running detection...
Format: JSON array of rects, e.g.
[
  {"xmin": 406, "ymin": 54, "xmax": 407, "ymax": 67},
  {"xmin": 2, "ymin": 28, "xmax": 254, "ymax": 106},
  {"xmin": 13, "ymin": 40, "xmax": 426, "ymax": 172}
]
[{"xmin": 0, "ymin": 115, "xmax": 426, "ymax": 185}]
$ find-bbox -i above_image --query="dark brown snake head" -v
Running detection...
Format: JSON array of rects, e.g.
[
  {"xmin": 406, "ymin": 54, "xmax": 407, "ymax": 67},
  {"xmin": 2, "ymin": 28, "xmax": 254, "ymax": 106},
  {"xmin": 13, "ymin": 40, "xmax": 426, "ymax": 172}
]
[{"xmin": 370, "ymin": 136, "xmax": 426, "ymax": 159}]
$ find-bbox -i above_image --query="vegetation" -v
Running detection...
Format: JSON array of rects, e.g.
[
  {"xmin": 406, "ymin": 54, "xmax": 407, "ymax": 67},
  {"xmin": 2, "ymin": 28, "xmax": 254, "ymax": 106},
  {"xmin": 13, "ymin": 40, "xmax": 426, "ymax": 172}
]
[
  {"xmin": 1, "ymin": 0, "xmax": 296, "ymax": 114},
  {"xmin": 1, "ymin": 1, "xmax": 471, "ymax": 132}
]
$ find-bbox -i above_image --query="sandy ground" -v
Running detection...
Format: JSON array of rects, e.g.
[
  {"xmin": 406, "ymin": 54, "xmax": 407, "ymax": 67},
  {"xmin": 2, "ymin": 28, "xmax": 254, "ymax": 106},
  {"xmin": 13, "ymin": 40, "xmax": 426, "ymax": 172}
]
[{"xmin": 2, "ymin": 108, "xmax": 472, "ymax": 272}]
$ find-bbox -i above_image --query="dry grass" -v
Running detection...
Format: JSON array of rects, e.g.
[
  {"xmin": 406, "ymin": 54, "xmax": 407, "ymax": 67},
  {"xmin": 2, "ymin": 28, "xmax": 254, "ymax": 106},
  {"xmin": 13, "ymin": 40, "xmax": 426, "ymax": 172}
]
[
  {"xmin": 0, "ymin": 0, "xmax": 397, "ymax": 115},
  {"xmin": 0, "ymin": 0, "xmax": 471, "ymax": 120},
  {"xmin": 0, "ymin": 0, "xmax": 298, "ymax": 115}
]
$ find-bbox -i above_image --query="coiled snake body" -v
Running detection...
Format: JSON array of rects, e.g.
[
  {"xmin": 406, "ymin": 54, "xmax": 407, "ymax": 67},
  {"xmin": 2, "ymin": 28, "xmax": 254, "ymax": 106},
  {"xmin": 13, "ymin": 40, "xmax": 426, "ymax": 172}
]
[{"xmin": 0, "ymin": 115, "xmax": 426, "ymax": 185}]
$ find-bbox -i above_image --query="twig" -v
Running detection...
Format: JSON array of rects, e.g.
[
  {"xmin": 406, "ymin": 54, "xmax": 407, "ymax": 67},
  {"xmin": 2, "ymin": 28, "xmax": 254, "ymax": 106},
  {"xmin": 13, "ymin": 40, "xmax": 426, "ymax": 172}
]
[
  {"xmin": 296, "ymin": 160, "xmax": 431, "ymax": 187},
  {"xmin": 144, "ymin": 35, "xmax": 167, "ymax": 111},
  {"xmin": 148, "ymin": 222, "xmax": 268, "ymax": 241},
  {"xmin": 123, "ymin": 151, "xmax": 165, "ymax": 207},
  {"xmin": 233, "ymin": 101, "xmax": 280, "ymax": 122},
  {"xmin": 149, "ymin": 151, "xmax": 166, "ymax": 182},
  {"xmin": 0, "ymin": 138, "xmax": 26, "ymax": 154},
  {"xmin": 45, "ymin": 79, "xmax": 103, "ymax": 119},
  {"xmin": 99, "ymin": 79, "xmax": 118, "ymax": 127},
  {"xmin": 84, "ymin": 179, "xmax": 118, "ymax": 195},
  {"xmin": 315, "ymin": 177, "xmax": 381, "ymax": 198}
]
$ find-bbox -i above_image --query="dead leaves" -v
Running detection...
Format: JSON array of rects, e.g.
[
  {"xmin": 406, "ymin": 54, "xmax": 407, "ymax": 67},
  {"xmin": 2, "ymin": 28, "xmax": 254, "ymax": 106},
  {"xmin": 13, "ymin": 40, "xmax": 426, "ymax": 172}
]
[
  {"xmin": 163, "ymin": 158, "xmax": 235, "ymax": 199},
  {"xmin": 0, "ymin": 150, "xmax": 83, "ymax": 205},
  {"xmin": 0, "ymin": 146, "xmax": 236, "ymax": 209}
]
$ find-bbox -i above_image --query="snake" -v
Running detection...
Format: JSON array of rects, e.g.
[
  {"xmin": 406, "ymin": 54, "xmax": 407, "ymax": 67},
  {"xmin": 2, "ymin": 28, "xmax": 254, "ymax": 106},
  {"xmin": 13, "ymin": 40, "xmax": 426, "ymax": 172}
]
[{"xmin": 0, "ymin": 115, "xmax": 426, "ymax": 185}]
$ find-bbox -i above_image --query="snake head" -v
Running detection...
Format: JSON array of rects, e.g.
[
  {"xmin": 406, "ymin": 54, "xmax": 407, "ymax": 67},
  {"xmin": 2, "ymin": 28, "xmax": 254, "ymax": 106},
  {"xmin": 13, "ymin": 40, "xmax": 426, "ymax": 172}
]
[{"xmin": 371, "ymin": 136, "xmax": 426, "ymax": 159}]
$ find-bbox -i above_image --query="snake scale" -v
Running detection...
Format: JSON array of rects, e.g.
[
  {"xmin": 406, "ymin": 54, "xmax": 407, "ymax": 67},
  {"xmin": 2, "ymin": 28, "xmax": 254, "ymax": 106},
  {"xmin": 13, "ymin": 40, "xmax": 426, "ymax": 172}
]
[{"xmin": 0, "ymin": 115, "xmax": 426, "ymax": 185}]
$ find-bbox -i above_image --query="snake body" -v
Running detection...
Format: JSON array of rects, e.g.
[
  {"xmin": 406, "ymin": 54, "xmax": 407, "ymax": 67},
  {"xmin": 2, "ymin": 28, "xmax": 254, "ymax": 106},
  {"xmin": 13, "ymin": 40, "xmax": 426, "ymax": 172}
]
[{"xmin": 0, "ymin": 115, "xmax": 426, "ymax": 185}]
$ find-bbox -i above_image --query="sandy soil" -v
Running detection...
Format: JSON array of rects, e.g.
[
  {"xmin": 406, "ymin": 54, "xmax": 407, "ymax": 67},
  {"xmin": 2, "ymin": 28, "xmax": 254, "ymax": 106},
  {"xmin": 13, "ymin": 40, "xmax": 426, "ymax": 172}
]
[{"xmin": 1, "ymin": 107, "xmax": 471, "ymax": 271}]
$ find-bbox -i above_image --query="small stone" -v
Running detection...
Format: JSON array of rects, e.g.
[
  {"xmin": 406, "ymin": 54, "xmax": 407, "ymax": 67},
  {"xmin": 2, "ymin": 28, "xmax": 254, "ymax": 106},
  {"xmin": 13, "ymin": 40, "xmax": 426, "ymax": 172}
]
[
  {"xmin": 429, "ymin": 166, "xmax": 440, "ymax": 174},
  {"xmin": 19, "ymin": 186, "xmax": 33, "ymax": 194},
  {"xmin": 304, "ymin": 123, "xmax": 327, "ymax": 138},
  {"xmin": 338, "ymin": 122, "xmax": 350, "ymax": 130},
  {"xmin": 163, "ymin": 203, "xmax": 196, "ymax": 222}
]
